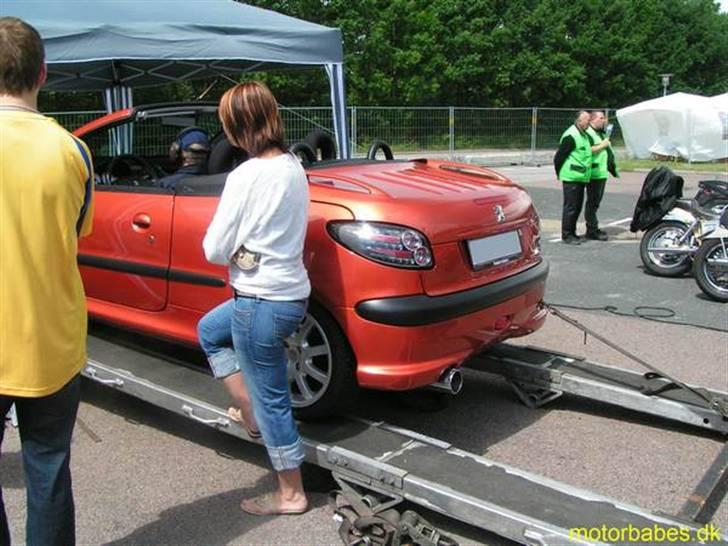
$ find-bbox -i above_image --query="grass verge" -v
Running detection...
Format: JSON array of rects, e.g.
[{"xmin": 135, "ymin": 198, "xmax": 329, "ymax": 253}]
[{"xmin": 620, "ymin": 159, "xmax": 727, "ymax": 174}]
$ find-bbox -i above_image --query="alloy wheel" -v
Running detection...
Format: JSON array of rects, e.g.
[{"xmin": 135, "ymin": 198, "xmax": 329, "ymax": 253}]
[{"xmin": 285, "ymin": 312, "xmax": 333, "ymax": 408}]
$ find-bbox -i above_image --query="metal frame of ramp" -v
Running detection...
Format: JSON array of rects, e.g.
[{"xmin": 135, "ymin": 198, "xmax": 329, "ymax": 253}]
[
  {"xmin": 468, "ymin": 344, "xmax": 728, "ymax": 435},
  {"xmin": 83, "ymin": 334, "xmax": 728, "ymax": 546}
]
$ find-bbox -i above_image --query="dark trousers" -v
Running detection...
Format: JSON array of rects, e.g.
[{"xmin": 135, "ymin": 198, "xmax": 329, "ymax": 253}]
[
  {"xmin": 561, "ymin": 179, "xmax": 606, "ymax": 237},
  {"xmin": 585, "ymin": 178, "xmax": 606, "ymax": 233},
  {"xmin": 0, "ymin": 375, "xmax": 80, "ymax": 546}
]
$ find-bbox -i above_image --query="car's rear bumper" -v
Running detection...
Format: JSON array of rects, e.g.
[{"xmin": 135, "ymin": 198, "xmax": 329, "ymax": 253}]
[
  {"xmin": 336, "ymin": 263, "xmax": 548, "ymax": 391},
  {"xmin": 355, "ymin": 259, "xmax": 548, "ymax": 326}
]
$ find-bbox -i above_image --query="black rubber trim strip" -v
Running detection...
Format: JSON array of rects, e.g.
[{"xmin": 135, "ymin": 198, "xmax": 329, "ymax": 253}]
[
  {"xmin": 95, "ymin": 185, "xmax": 174, "ymax": 195},
  {"xmin": 355, "ymin": 259, "xmax": 549, "ymax": 326},
  {"xmin": 78, "ymin": 254, "xmax": 167, "ymax": 279},
  {"xmin": 168, "ymin": 270, "xmax": 226, "ymax": 287},
  {"xmin": 78, "ymin": 255, "xmax": 226, "ymax": 287}
]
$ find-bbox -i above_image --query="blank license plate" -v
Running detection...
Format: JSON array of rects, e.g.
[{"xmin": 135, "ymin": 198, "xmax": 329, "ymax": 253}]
[{"xmin": 467, "ymin": 230, "xmax": 522, "ymax": 267}]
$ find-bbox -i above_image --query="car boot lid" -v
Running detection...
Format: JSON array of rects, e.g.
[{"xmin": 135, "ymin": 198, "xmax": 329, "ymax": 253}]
[{"xmin": 308, "ymin": 159, "xmax": 534, "ymax": 245}]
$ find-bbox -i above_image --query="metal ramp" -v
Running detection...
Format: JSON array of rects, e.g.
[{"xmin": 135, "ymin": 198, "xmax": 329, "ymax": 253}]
[
  {"xmin": 468, "ymin": 344, "xmax": 728, "ymax": 435},
  {"xmin": 84, "ymin": 334, "xmax": 728, "ymax": 546}
]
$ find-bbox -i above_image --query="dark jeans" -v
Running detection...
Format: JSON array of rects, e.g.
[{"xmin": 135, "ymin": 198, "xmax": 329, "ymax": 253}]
[
  {"xmin": 0, "ymin": 375, "xmax": 80, "ymax": 546},
  {"xmin": 561, "ymin": 179, "xmax": 606, "ymax": 237}
]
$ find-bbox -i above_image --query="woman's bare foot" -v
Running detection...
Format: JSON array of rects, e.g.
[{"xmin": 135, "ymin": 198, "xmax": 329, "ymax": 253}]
[
  {"xmin": 227, "ymin": 407, "xmax": 261, "ymax": 439},
  {"xmin": 221, "ymin": 373, "xmax": 259, "ymax": 438},
  {"xmin": 240, "ymin": 492, "xmax": 308, "ymax": 516}
]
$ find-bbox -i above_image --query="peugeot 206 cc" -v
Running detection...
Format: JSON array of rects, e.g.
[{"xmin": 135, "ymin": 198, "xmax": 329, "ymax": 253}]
[{"xmin": 74, "ymin": 103, "xmax": 548, "ymax": 418}]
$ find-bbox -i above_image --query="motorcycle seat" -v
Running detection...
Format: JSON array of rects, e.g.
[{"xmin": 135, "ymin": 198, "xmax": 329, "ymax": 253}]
[
  {"xmin": 696, "ymin": 180, "xmax": 728, "ymax": 208},
  {"xmin": 698, "ymin": 179, "xmax": 728, "ymax": 195},
  {"xmin": 674, "ymin": 199, "xmax": 693, "ymax": 211}
]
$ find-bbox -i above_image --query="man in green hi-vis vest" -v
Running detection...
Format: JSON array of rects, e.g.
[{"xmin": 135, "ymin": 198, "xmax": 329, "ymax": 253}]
[
  {"xmin": 584, "ymin": 111, "xmax": 619, "ymax": 241},
  {"xmin": 554, "ymin": 111, "xmax": 610, "ymax": 245}
]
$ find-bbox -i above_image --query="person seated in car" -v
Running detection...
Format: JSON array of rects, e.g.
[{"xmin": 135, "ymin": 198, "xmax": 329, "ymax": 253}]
[{"xmin": 158, "ymin": 127, "xmax": 211, "ymax": 189}]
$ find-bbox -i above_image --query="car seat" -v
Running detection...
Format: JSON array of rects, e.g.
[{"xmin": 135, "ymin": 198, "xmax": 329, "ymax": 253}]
[{"xmin": 207, "ymin": 136, "xmax": 249, "ymax": 174}]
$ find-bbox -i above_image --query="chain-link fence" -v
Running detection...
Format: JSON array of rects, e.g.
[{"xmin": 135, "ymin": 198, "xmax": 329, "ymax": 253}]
[
  {"xmin": 49, "ymin": 106, "xmax": 623, "ymax": 164},
  {"xmin": 48, "ymin": 110, "xmax": 106, "ymax": 131},
  {"xmin": 346, "ymin": 106, "xmax": 623, "ymax": 162}
]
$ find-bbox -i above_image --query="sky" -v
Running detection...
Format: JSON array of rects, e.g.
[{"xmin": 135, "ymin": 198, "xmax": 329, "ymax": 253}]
[{"xmin": 721, "ymin": 0, "xmax": 728, "ymax": 12}]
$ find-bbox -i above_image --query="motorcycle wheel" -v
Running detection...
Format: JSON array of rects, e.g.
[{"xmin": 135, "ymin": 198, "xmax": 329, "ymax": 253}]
[
  {"xmin": 693, "ymin": 239, "xmax": 728, "ymax": 302},
  {"xmin": 639, "ymin": 221, "xmax": 693, "ymax": 277}
]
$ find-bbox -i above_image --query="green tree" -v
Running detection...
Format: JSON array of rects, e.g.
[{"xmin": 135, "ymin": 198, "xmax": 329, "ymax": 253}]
[{"xmin": 41, "ymin": 0, "xmax": 728, "ymax": 110}]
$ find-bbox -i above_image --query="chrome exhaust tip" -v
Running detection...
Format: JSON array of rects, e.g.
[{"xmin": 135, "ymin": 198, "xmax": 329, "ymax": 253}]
[{"xmin": 428, "ymin": 367, "xmax": 463, "ymax": 395}]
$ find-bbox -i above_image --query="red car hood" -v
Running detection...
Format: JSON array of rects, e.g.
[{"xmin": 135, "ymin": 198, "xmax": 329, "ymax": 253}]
[{"xmin": 308, "ymin": 159, "xmax": 533, "ymax": 244}]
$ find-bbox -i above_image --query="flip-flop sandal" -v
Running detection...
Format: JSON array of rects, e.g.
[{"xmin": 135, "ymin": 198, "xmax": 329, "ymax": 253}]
[
  {"xmin": 240, "ymin": 492, "xmax": 308, "ymax": 516},
  {"xmin": 227, "ymin": 407, "xmax": 261, "ymax": 439}
]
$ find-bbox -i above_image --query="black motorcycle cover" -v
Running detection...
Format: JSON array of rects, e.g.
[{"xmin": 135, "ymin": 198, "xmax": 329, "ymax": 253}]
[{"xmin": 630, "ymin": 167, "xmax": 684, "ymax": 232}]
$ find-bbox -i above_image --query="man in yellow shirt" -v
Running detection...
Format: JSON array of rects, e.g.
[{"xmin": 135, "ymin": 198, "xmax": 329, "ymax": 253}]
[{"xmin": 0, "ymin": 17, "xmax": 94, "ymax": 546}]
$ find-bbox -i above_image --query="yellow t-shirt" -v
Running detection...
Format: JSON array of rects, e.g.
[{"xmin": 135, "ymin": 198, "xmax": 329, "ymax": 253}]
[{"xmin": 0, "ymin": 109, "xmax": 94, "ymax": 397}]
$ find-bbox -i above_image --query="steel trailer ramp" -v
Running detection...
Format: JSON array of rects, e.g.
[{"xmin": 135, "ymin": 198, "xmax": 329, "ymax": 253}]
[
  {"xmin": 84, "ymin": 335, "xmax": 727, "ymax": 546},
  {"xmin": 470, "ymin": 343, "xmax": 728, "ymax": 435}
]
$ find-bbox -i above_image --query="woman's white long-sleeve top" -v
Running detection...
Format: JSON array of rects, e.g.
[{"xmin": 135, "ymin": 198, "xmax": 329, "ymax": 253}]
[{"xmin": 202, "ymin": 152, "xmax": 311, "ymax": 301}]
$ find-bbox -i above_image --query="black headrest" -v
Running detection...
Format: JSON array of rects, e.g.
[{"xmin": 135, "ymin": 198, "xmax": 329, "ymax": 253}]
[
  {"xmin": 304, "ymin": 129, "xmax": 337, "ymax": 160},
  {"xmin": 207, "ymin": 136, "xmax": 249, "ymax": 175}
]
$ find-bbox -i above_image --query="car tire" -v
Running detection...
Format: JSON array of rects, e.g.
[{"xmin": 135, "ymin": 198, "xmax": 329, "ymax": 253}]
[
  {"xmin": 289, "ymin": 300, "xmax": 358, "ymax": 420},
  {"xmin": 693, "ymin": 239, "xmax": 728, "ymax": 302},
  {"xmin": 639, "ymin": 221, "xmax": 693, "ymax": 277}
]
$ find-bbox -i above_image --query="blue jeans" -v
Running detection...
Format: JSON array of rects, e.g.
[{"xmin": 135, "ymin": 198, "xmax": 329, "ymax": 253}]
[
  {"xmin": 198, "ymin": 297, "xmax": 307, "ymax": 471},
  {"xmin": 0, "ymin": 374, "xmax": 80, "ymax": 546}
]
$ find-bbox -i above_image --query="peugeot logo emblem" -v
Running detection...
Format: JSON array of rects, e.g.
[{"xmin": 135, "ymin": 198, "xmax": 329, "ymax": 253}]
[{"xmin": 494, "ymin": 205, "xmax": 506, "ymax": 223}]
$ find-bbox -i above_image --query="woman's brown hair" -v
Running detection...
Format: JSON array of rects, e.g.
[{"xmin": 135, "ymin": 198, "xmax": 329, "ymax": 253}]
[{"xmin": 218, "ymin": 81, "xmax": 287, "ymax": 157}]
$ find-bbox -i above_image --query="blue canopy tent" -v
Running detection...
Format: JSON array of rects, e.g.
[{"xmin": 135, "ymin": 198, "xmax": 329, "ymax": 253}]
[{"xmin": 1, "ymin": 0, "xmax": 350, "ymax": 157}]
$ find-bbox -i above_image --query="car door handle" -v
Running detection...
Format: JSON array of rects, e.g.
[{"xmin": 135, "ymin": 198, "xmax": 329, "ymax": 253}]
[{"xmin": 132, "ymin": 213, "xmax": 152, "ymax": 230}]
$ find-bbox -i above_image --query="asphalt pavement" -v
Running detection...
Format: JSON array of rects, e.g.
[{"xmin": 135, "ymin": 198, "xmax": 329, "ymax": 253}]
[
  {"xmin": 1, "ymin": 166, "xmax": 727, "ymax": 546},
  {"xmin": 497, "ymin": 166, "xmax": 728, "ymax": 332}
]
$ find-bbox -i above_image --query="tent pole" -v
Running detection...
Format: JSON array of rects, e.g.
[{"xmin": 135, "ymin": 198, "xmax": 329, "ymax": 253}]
[
  {"xmin": 326, "ymin": 63, "xmax": 350, "ymax": 159},
  {"xmin": 103, "ymin": 84, "xmax": 134, "ymax": 154},
  {"xmin": 102, "ymin": 84, "xmax": 133, "ymax": 113}
]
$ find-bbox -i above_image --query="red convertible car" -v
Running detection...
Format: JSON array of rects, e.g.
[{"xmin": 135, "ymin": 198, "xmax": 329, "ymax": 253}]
[{"xmin": 74, "ymin": 103, "xmax": 548, "ymax": 417}]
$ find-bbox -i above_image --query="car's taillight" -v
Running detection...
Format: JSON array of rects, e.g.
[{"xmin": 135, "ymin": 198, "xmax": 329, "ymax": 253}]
[
  {"xmin": 528, "ymin": 210, "xmax": 541, "ymax": 255},
  {"xmin": 327, "ymin": 221, "xmax": 434, "ymax": 269}
]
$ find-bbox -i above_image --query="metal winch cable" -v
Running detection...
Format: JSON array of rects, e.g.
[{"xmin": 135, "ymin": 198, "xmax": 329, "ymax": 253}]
[{"xmin": 545, "ymin": 303, "xmax": 728, "ymax": 419}]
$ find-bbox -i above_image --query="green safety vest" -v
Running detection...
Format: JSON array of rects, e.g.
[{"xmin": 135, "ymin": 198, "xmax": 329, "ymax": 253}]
[
  {"xmin": 586, "ymin": 126, "xmax": 609, "ymax": 180},
  {"xmin": 558, "ymin": 125, "xmax": 591, "ymax": 183}
]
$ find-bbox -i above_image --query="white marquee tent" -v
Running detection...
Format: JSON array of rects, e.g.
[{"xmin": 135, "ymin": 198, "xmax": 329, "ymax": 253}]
[{"xmin": 616, "ymin": 92, "xmax": 728, "ymax": 162}]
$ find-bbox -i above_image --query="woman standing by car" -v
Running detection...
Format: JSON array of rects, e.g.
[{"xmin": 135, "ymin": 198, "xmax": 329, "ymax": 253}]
[{"xmin": 198, "ymin": 81, "xmax": 310, "ymax": 516}]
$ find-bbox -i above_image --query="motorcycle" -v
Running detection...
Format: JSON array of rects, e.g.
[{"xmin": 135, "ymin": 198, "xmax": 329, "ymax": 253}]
[
  {"xmin": 693, "ymin": 206, "xmax": 728, "ymax": 302},
  {"xmin": 639, "ymin": 179, "xmax": 728, "ymax": 277}
]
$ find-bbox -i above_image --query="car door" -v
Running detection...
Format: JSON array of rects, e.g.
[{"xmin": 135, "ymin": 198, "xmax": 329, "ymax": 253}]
[
  {"xmin": 167, "ymin": 178, "xmax": 230, "ymax": 313},
  {"xmin": 78, "ymin": 185, "xmax": 173, "ymax": 311}
]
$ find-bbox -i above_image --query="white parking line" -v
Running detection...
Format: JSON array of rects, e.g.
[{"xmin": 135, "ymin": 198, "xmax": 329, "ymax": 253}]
[
  {"xmin": 547, "ymin": 217, "xmax": 634, "ymax": 243},
  {"xmin": 606, "ymin": 217, "xmax": 633, "ymax": 226}
]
